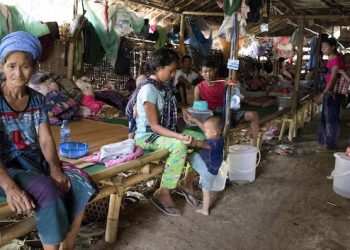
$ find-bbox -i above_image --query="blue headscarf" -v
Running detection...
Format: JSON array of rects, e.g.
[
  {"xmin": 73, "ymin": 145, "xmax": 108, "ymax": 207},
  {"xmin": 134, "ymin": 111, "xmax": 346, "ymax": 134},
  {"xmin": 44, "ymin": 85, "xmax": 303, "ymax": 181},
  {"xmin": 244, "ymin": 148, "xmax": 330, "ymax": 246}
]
[{"xmin": 0, "ymin": 31, "xmax": 42, "ymax": 61}]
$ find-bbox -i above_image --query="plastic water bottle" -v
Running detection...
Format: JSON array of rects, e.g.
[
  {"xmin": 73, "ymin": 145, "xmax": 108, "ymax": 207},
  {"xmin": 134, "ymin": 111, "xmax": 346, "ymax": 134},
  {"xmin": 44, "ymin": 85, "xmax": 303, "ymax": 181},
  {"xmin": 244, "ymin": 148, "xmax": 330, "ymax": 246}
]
[{"xmin": 60, "ymin": 120, "xmax": 71, "ymax": 144}]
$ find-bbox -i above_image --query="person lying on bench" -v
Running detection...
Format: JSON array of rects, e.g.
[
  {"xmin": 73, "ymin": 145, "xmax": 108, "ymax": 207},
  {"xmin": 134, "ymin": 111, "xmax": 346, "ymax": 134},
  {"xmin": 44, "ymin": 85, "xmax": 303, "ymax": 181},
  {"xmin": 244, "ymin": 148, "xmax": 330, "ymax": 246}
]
[{"xmin": 0, "ymin": 31, "xmax": 96, "ymax": 250}]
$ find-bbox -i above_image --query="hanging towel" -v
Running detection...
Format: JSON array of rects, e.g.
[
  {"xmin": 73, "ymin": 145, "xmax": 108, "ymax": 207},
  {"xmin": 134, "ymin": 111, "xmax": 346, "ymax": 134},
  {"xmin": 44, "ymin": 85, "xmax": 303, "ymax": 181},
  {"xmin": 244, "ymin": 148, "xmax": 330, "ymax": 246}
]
[
  {"xmin": 186, "ymin": 24, "xmax": 213, "ymax": 57},
  {"xmin": 307, "ymin": 36, "xmax": 318, "ymax": 71},
  {"xmin": 223, "ymin": 0, "xmax": 241, "ymax": 16},
  {"xmin": 100, "ymin": 139, "xmax": 135, "ymax": 163}
]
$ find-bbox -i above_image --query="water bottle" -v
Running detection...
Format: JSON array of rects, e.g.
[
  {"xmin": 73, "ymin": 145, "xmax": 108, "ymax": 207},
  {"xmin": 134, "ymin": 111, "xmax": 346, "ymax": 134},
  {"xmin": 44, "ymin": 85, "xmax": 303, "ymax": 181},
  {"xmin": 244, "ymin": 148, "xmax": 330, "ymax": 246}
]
[{"xmin": 60, "ymin": 120, "xmax": 71, "ymax": 144}]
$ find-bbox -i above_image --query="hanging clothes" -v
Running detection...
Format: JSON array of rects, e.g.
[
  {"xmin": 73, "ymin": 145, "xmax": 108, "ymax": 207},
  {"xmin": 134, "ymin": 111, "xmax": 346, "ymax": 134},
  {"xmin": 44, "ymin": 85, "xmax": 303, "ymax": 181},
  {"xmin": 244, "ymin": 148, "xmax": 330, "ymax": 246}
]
[
  {"xmin": 273, "ymin": 36, "xmax": 294, "ymax": 59},
  {"xmin": 83, "ymin": 19, "xmax": 105, "ymax": 66},
  {"xmin": 155, "ymin": 25, "xmax": 166, "ymax": 49},
  {"xmin": 247, "ymin": 0, "xmax": 263, "ymax": 23},
  {"xmin": 307, "ymin": 36, "xmax": 318, "ymax": 71},
  {"xmin": 114, "ymin": 37, "xmax": 131, "ymax": 75},
  {"xmin": 0, "ymin": 5, "xmax": 11, "ymax": 32},
  {"xmin": 38, "ymin": 34, "xmax": 54, "ymax": 62},
  {"xmin": 223, "ymin": 0, "xmax": 241, "ymax": 16},
  {"xmin": 186, "ymin": 23, "xmax": 213, "ymax": 57}
]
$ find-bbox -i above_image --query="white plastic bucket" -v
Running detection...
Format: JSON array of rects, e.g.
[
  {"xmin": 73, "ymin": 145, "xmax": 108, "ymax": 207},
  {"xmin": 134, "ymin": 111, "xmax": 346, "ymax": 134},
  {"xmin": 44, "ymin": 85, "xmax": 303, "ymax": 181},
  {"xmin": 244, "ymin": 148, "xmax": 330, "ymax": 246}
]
[
  {"xmin": 332, "ymin": 153, "xmax": 350, "ymax": 199},
  {"xmin": 211, "ymin": 161, "xmax": 229, "ymax": 191},
  {"xmin": 227, "ymin": 145, "xmax": 261, "ymax": 183}
]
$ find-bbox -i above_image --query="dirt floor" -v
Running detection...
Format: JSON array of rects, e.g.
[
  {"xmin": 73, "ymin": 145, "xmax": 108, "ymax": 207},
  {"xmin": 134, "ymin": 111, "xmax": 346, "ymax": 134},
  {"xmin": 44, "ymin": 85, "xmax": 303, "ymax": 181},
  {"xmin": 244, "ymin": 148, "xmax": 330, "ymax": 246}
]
[{"xmin": 84, "ymin": 112, "xmax": 350, "ymax": 250}]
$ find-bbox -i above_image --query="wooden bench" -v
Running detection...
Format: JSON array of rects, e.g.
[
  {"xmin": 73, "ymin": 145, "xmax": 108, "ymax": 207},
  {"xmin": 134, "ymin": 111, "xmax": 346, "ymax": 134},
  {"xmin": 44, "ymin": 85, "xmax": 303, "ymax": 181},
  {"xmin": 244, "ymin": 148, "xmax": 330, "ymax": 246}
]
[
  {"xmin": 0, "ymin": 119, "xmax": 170, "ymax": 247},
  {"xmin": 0, "ymin": 149, "xmax": 169, "ymax": 246}
]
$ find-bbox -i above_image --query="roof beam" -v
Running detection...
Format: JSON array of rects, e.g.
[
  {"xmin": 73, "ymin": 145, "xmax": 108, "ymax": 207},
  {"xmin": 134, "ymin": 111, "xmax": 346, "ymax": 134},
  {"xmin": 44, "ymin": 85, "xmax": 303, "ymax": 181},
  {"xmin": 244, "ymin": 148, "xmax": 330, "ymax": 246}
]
[
  {"xmin": 126, "ymin": 0, "xmax": 179, "ymax": 15},
  {"xmin": 320, "ymin": 0, "xmax": 350, "ymax": 14},
  {"xmin": 270, "ymin": 14, "xmax": 350, "ymax": 20}
]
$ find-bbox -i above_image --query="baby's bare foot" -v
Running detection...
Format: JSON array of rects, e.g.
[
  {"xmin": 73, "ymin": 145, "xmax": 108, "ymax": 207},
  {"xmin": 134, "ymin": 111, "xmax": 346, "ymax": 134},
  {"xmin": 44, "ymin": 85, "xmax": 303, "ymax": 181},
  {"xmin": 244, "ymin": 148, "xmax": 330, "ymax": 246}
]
[{"xmin": 196, "ymin": 208, "xmax": 209, "ymax": 216}]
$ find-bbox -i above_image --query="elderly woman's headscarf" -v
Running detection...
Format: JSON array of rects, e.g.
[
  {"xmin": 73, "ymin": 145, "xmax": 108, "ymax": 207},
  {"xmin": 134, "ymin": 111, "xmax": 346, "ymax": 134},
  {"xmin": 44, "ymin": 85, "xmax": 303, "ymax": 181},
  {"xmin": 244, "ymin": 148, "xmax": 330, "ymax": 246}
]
[{"xmin": 0, "ymin": 31, "xmax": 42, "ymax": 62}]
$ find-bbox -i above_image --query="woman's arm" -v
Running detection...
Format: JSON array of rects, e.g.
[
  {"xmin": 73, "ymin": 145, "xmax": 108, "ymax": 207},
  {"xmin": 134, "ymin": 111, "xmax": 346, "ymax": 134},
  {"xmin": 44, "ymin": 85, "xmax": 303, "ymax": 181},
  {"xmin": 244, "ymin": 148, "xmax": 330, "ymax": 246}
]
[
  {"xmin": 0, "ymin": 161, "xmax": 35, "ymax": 213},
  {"xmin": 38, "ymin": 123, "xmax": 71, "ymax": 192},
  {"xmin": 144, "ymin": 102, "xmax": 191, "ymax": 143},
  {"xmin": 323, "ymin": 65, "xmax": 339, "ymax": 95}
]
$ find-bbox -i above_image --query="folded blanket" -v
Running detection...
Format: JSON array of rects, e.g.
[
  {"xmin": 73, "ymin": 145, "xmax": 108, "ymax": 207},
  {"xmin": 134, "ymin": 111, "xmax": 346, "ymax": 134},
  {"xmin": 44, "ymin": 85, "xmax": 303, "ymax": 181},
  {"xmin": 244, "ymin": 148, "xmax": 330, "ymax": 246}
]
[
  {"xmin": 82, "ymin": 146, "xmax": 143, "ymax": 168},
  {"xmin": 100, "ymin": 139, "xmax": 135, "ymax": 163}
]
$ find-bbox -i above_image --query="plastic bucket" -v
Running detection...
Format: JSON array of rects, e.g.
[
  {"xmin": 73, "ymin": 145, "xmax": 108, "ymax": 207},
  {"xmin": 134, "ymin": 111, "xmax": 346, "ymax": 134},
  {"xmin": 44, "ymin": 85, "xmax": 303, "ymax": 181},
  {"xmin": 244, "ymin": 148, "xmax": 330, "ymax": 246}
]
[
  {"xmin": 331, "ymin": 153, "xmax": 350, "ymax": 199},
  {"xmin": 228, "ymin": 145, "xmax": 261, "ymax": 183},
  {"xmin": 211, "ymin": 161, "xmax": 229, "ymax": 192}
]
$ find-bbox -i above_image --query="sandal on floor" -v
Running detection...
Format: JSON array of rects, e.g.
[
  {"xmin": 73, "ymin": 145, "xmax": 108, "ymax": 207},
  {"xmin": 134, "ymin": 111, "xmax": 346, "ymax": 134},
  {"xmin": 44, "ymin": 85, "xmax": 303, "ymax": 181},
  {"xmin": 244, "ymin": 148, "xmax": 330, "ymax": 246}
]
[
  {"xmin": 149, "ymin": 197, "xmax": 182, "ymax": 217},
  {"xmin": 177, "ymin": 186, "xmax": 198, "ymax": 207}
]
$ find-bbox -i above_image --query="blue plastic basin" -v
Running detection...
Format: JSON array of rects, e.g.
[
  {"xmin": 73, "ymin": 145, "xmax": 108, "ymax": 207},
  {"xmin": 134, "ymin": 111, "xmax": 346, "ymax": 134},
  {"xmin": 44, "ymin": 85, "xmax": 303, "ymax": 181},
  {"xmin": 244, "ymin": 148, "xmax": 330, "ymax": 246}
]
[{"xmin": 59, "ymin": 142, "xmax": 89, "ymax": 159}]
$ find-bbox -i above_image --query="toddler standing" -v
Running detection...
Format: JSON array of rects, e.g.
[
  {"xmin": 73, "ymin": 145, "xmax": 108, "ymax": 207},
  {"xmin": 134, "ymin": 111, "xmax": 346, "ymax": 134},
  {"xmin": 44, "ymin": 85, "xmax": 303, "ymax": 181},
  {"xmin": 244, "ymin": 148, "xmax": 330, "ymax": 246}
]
[{"xmin": 188, "ymin": 115, "xmax": 224, "ymax": 216}]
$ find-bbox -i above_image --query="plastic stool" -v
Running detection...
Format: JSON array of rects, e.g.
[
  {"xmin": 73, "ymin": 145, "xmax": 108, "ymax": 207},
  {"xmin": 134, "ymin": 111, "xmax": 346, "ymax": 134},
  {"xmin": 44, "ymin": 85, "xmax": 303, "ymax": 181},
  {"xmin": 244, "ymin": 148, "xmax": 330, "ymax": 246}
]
[{"xmin": 279, "ymin": 118, "xmax": 295, "ymax": 141}]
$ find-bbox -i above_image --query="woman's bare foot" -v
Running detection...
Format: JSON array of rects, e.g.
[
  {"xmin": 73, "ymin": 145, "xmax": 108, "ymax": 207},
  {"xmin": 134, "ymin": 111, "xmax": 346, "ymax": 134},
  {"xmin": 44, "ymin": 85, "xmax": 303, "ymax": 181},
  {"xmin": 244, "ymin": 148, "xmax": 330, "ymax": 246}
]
[{"xmin": 196, "ymin": 208, "xmax": 209, "ymax": 216}]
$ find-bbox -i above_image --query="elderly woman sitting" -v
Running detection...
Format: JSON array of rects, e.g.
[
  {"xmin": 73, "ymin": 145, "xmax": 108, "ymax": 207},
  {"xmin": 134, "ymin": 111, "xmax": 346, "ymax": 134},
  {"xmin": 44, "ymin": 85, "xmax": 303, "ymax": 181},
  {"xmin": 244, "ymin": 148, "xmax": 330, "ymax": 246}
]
[{"xmin": 0, "ymin": 31, "xmax": 96, "ymax": 250}]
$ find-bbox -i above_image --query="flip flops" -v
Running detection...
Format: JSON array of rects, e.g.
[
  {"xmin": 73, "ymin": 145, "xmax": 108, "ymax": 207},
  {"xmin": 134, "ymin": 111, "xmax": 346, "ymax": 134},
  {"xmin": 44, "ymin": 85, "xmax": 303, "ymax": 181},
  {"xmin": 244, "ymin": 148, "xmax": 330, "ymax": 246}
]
[
  {"xmin": 149, "ymin": 197, "xmax": 182, "ymax": 217},
  {"xmin": 176, "ymin": 186, "xmax": 198, "ymax": 207}
]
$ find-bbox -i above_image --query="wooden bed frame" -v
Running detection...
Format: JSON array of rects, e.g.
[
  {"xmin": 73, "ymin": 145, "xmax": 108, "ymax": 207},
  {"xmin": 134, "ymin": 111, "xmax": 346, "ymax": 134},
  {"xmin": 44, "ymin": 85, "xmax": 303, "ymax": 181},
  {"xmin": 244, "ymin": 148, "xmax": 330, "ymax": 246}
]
[{"xmin": 0, "ymin": 120, "xmax": 169, "ymax": 246}]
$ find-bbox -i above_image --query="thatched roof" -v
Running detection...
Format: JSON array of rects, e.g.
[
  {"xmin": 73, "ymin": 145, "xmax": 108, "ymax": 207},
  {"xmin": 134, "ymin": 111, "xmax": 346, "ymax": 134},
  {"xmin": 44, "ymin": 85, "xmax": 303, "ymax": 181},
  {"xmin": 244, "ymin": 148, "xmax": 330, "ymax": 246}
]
[{"xmin": 105, "ymin": 0, "xmax": 350, "ymax": 37}]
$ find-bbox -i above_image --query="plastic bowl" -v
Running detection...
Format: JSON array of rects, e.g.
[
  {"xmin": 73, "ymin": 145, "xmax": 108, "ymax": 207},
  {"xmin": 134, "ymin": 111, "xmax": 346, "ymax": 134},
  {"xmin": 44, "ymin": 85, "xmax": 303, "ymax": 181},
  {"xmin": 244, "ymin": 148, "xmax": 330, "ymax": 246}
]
[
  {"xmin": 186, "ymin": 107, "xmax": 213, "ymax": 126},
  {"xmin": 59, "ymin": 142, "xmax": 89, "ymax": 159}
]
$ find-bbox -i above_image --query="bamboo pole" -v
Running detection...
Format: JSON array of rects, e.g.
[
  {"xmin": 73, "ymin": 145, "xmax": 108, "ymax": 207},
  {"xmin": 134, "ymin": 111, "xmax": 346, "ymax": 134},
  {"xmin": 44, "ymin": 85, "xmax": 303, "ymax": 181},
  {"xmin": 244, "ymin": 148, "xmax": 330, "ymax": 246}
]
[
  {"xmin": 270, "ymin": 14, "xmax": 350, "ymax": 20},
  {"xmin": 66, "ymin": 41, "xmax": 75, "ymax": 80},
  {"xmin": 180, "ymin": 14, "xmax": 185, "ymax": 50},
  {"xmin": 182, "ymin": 11, "xmax": 224, "ymax": 17},
  {"xmin": 0, "ymin": 217, "xmax": 36, "ymax": 247},
  {"xmin": 91, "ymin": 149, "xmax": 168, "ymax": 181},
  {"xmin": 105, "ymin": 193, "xmax": 122, "ymax": 243},
  {"xmin": 310, "ymin": 30, "xmax": 322, "ymax": 119},
  {"xmin": 123, "ymin": 165, "xmax": 164, "ymax": 187},
  {"xmin": 223, "ymin": 13, "xmax": 239, "ymax": 158},
  {"xmin": 291, "ymin": 17, "xmax": 305, "ymax": 136}
]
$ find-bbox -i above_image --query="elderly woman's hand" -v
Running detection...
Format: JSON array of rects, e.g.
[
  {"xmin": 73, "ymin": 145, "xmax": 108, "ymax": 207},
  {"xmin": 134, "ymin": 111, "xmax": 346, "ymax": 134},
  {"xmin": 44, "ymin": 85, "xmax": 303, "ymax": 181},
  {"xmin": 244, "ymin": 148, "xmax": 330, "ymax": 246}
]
[
  {"xmin": 50, "ymin": 168, "xmax": 71, "ymax": 193},
  {"xmin": 5, "ymin": 185, "xmax": 35, "ymax": 214}
]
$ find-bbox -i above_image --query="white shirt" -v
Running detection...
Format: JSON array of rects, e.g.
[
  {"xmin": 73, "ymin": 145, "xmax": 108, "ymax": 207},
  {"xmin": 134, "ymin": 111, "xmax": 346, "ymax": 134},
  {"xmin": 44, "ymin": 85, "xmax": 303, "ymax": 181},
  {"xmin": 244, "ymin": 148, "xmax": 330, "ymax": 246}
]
[{"xmin": 174, "ymin": 69, "xmax": 199, "ymax": 86}]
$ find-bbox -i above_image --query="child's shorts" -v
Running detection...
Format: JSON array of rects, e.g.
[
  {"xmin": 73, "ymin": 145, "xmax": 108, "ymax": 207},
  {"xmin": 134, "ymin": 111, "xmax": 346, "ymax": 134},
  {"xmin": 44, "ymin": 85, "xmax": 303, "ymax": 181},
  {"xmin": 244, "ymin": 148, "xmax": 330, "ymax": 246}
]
[{"xmin": 189, "ymin": 152, "xmax": 215, "ymax": 191}]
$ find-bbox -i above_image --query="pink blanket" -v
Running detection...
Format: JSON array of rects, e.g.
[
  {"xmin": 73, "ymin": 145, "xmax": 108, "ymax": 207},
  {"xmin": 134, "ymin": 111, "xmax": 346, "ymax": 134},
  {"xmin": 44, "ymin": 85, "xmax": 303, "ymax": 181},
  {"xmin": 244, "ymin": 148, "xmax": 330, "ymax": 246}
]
[{"xmin": 82, "ymin": 146, "xmax": 143, "ymax": 168}]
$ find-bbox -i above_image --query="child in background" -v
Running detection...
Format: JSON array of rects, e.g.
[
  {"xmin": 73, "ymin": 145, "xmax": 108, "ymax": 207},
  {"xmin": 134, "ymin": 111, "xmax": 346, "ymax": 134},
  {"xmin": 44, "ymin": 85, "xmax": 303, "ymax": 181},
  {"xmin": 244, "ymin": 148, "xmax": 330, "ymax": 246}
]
[
  {"xmin": 187, "ymin": 115, "xmax": 224, "ymax": 216},
  {"xmin": 127, "ymin": 74, "xmax": 147, "ymax": 139}
]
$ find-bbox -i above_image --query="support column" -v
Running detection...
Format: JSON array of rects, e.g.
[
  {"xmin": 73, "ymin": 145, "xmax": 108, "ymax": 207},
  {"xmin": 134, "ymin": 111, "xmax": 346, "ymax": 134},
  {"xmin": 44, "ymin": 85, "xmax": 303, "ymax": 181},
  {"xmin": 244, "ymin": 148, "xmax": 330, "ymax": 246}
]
[
  {"xmin": 291, "ymin": 17, "xmax": 305, "ymax": 135},
  {"xmin": 223, "ymin": 13, "xmax": 239, "ymax": 158},
  {"xmin": 105, "ymin": 192, "xmax": 122, "ymax": 243}
]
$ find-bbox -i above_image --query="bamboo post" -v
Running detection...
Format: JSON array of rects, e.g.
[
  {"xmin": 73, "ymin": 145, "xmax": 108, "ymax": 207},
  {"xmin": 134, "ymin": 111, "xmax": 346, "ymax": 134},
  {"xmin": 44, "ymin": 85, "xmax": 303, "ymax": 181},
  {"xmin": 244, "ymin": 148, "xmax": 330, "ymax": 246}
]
[
  {"xmin": 105, "ymin": 192, "xmax": 122, "ymax": 243},
  {"xmin": 182, "ymin": 11, "xmax": 224, "ymax": 16},
  {"xmin": 91, "ymin": 149, "xmax": 168, "ymax": 181},
  {"xmin": 179, "ymin": 14, "xmax": 185, "ymax": 55},
  {"xmin": 66, "ymin": 41, "xmax": 75, "ymax": 80},
  {"xmin": 67, "ymin": 0, "xmax": 79, "ymax": 80},
  {"xmin": 123, "ymin": 165, "xmax": 164, "ymax": 187},
  {"xmin": 291, "ymin": 17, "xmax": 305, "ymax": 136},
  {"xmin": 223, "ymin": 13, "xmax": 239, "ymax": 158},
  {"xmin": 0, "ymin": 216, "xmax": 36, "ymax": 247},
  {"xmin": 311, "ymin": 30, "xmax": 322, "ymax": 119}
]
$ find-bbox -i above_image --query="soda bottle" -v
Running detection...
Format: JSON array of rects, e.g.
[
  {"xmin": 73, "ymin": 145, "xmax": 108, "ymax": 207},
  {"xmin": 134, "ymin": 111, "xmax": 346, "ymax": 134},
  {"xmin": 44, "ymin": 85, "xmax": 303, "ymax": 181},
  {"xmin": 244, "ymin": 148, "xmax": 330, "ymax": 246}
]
[{"xmin": 60, "ymin": 120, "xmax": 71, "ymax": 144}]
